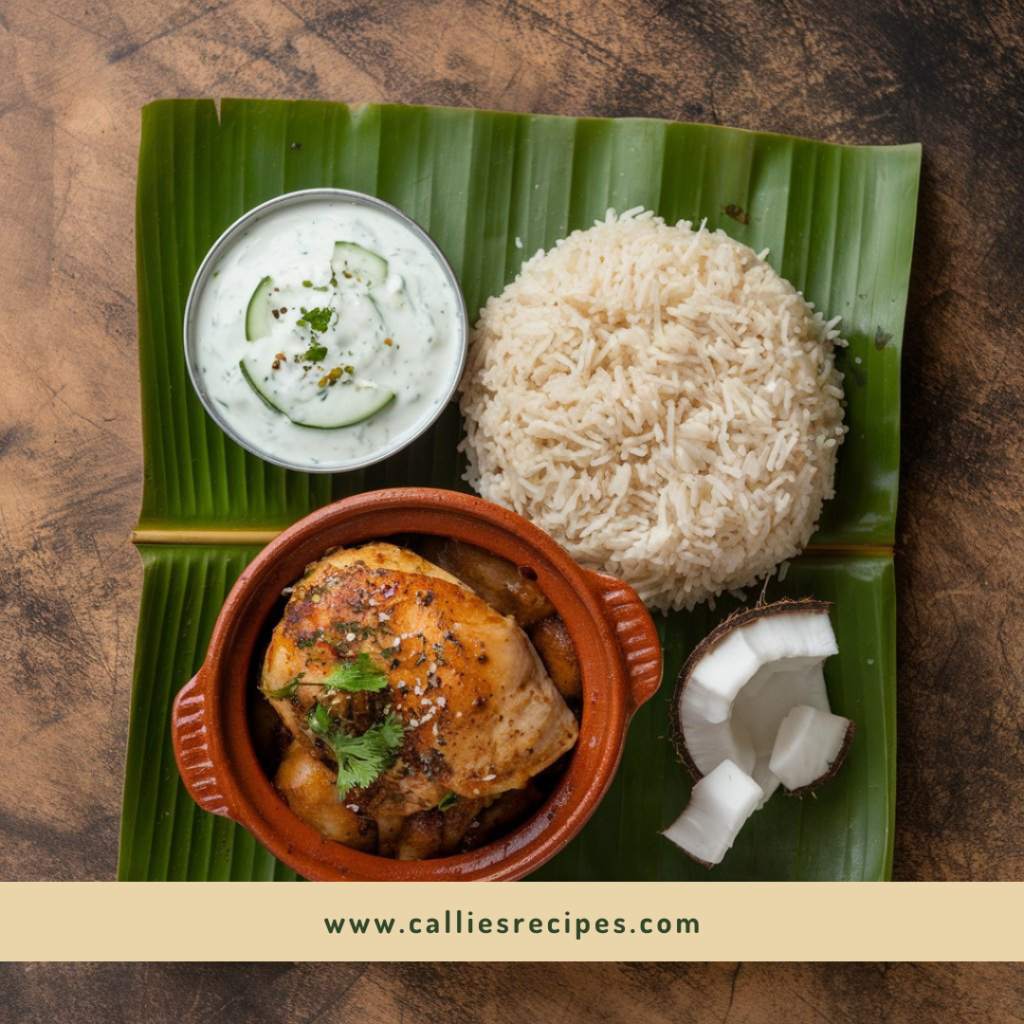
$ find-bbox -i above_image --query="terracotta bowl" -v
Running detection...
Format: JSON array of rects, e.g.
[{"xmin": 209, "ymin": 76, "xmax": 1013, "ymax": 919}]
[{"xmin": 171, "ymin": 488, "xmax": 663, "ymax": 881}]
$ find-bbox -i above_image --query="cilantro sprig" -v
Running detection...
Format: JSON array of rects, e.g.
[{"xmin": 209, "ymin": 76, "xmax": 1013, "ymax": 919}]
[
  {"xmin": 262, "ymin": 654, "xmax": 387, "ymax": 701},
  {"xmin": 320, "ymin": 652, "xmax": 389, "ymax": 692},
  {"xmin": 264, "ymin": 672, "xmax": 305, "ymax": 699},
  {"xmin": 297, "ymin": 306, "xmax": 334, "ymax": 332},
  {"xmin": 300, "ymin": 342, "xmax": 328, "ymax": 363},
  {"xmin": 308, "ymin": 708, "xmax": 406, "ymax": 796}
]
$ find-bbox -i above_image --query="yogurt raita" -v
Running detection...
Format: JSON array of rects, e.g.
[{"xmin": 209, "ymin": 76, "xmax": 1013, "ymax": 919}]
[{"xmin": 190, "ymin": 193, "xmax": 465, "ymax": 471}]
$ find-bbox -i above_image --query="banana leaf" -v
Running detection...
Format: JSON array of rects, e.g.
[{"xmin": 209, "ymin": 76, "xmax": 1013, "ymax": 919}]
[{"xmin": 122, "ymin": 99, "xmax": 920, "ymax": 881}]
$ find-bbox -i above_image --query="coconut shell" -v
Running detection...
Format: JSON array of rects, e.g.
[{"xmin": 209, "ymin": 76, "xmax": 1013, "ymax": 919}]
[{"xmin": 670, "ymin": 598, "xmax": 833, "ymax": 781}]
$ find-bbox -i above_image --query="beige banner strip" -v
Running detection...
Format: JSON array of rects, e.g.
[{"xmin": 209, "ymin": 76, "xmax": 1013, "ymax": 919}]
[
  {"xmin": 130, "ymin": 528, "xmax": 894, "ymax": 557},
  {"xmin": 1, "ymin": 882, "xmax": 1018, "ymax": 961}
]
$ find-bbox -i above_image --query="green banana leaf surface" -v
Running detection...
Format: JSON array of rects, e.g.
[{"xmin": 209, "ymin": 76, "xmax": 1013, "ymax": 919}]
[{"xmin": 122, "ymin": 99, "xmax": 920, "ymax": 881}]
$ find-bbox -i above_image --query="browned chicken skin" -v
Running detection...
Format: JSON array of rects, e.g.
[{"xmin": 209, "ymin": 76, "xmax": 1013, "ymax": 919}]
[
  {"xmin": 420, "ymin": 537, "xmax": 555, "ymax": 627},
  {"xmin": 422, "ymin": 540, "xmax": 583, "ymax": 704},
  {"xmin": 457, "ymin": 785, "xmax": 545, "ymax": 852},
  {"xmin": 394, "ymin": 796, "xmax": 485, "ymax": 860},
  {"xmin": 261, "ymin": 542, "xmax": 579, "ymax": 857},
  {"xmin": 528, "ymin": 615, "xmax": 583, "ymax": 704}
]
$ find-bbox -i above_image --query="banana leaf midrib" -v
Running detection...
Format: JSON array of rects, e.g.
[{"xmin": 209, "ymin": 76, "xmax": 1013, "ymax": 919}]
[{"xmin": 129, "ymin": 527, "xmax": 896, "ymax": 557}]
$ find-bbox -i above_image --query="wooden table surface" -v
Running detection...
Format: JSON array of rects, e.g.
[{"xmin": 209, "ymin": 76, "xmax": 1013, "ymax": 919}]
[
  {"xmin": 1, "ymin": 0, "xmax": 1022, "ymax": 895},
  {"xmin": 1, "ymin": 963, "xmax": 1023, "ymax": 1023}
]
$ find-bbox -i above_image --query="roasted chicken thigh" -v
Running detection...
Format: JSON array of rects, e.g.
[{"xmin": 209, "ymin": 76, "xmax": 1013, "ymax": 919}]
[{"xmin": 260, "ymin": 542, "xmax": 579, "ymax": 855}]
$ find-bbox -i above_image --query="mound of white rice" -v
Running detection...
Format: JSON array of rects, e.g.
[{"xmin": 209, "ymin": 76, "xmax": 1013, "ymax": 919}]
[{"xmin": 459, "ymin": 209, "xmax": 846, "ymax": 612}]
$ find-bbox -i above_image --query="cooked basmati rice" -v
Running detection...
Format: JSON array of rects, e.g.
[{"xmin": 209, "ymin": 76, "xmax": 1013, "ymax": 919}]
[{"xmin": 459, "ymin": 209, "xmax": 847, "ymax": 612}]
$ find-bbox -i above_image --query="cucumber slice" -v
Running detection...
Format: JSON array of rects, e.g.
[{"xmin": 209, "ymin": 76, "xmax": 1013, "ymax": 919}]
[
  {"xmin": 245, "ymin": 275, "xmax": 275, "ymax": 341},
  {"xmin": 239, "ymin": 359, "xmax": 286, "ymax": 415},
  {"xmin": 239, "ymin": 357, "xmax": 395, "ymax": 429},
  {"xmin": 332, "ymin": 242, "xmax": 388, "ymax": 288}
]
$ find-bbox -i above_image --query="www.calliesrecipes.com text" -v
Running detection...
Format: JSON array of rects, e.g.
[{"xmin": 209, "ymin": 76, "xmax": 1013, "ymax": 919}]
[{"xmin": 324, "ymin": 910, "xmax": 699, "ymax": 940}]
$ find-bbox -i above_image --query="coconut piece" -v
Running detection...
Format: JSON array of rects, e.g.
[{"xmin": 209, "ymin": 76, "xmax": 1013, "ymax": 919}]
[
  {"xmin": 672, "ymin": 600, "xmax": 839, "ymax": 806},
  {"xmin": 769, "ymin": 704, "xmax": 854, "ymax": 794},
  {"xmin": 662, "ymin": 759, "xmax": 763, "ymax": 867}
]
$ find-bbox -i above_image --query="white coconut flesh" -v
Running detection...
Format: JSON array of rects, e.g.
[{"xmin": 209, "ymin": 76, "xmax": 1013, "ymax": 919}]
[
  {"xmin": 769, "ymin": 704, "xmax": 853, "ymax": 792},
  {"xmin": 678, "ymin": 607, "xmax": 840, "ymax": 806},
  {"xmin": 662, "ymin": 759, "xmax": 764, "ymax": 867}
]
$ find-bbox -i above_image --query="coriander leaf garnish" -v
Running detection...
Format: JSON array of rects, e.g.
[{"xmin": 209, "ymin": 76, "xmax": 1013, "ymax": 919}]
[
  {"xmin": 306, "ymin": 710, "xmax": 406, "ymax": 796},
  {"xmin": 321, "ymin": 652, "xmax": 388, "ymax": 693},
  {"xmin": 262, "ymin": 654, "xmax": 386, "ymax": 701},
  {"xmin": 308, "ymin": 703, "xmax": 331, "ymax": 735},
  {"xmin": 300, "ymin": 342, "xmax": 328, "ymax": 363},
  {"xmin": 330, "ymin": 715, "xmax": 406, "ymax": 795},
  {"xmin": 297, "ymin": 306, "xmax": 334, "ymax": 333},
  {"xmin": 264, "ymin": 672, "xmax": 305, "ymax": 699}
]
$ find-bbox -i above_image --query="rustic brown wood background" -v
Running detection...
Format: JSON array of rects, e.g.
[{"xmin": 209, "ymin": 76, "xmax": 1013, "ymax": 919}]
[
  {"xmin": 1, "ymin": 0, "xmax": 1022, "ymax": 899},
  {"xmin": 1, "ymin": 963, "xmax": 1023, "ymax": 1022}
]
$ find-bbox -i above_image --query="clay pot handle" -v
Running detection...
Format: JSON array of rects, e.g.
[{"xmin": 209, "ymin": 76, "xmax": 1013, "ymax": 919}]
[
  {"xmin": 171, "ymin": 671, "xmax": 235, "ymax": 819},
  {"xmin": 586, "ymin": 571, "xmax": 663, "ymax": 716}
]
